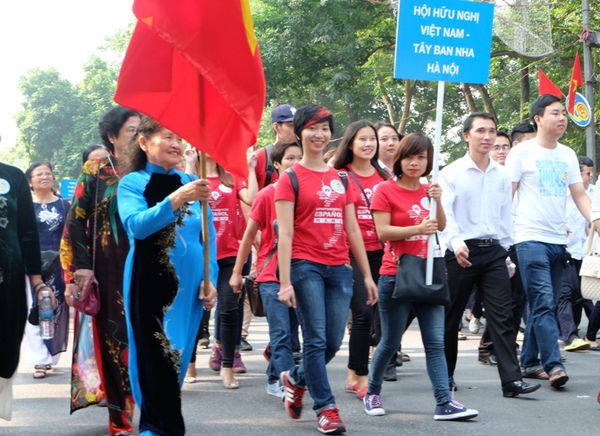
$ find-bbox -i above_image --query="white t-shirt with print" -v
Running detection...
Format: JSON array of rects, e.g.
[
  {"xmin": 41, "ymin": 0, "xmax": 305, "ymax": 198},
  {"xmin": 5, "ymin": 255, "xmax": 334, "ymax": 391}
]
[{"xmin": 505, "ymin": 139, "xmax": 582, "ymax": 245}]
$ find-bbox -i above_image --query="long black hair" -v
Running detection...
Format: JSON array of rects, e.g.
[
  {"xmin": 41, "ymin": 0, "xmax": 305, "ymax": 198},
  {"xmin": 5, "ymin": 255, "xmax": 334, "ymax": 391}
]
[{"xmin": 331, "ymin": 120, "xmax": 388, "ymax": 180}]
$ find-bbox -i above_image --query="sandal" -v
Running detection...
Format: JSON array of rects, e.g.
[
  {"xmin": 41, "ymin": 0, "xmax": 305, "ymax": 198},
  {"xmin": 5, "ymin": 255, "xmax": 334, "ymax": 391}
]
[
  {"xmin": 400, "ymin": 352, "xmax": 411, "ymax": 362},
  {"xmin": 344, "ymin": 382, "xmax": 358, "ymax": 393},
  {"xmin": 522, "ymin": 367, "xmax": 549, "ymax": 380},
  {"xmin": 33, "ymin": 366, "xmax": 47, "ymax": 379},
  {"xmin": 549, "ymin": 368, "xmax": 569, "ymax": 389}
]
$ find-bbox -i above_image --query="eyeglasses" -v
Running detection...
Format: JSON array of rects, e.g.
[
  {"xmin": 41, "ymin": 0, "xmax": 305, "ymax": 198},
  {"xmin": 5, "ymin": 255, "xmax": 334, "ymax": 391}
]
[{"xmin": 492, "ymin": 145, "xmax": 511, "ymax": 151}]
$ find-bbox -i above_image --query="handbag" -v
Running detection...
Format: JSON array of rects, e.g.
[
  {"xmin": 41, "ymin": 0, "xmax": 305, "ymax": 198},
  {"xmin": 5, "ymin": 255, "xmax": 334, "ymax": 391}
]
[
  {"xmin": 72, "ymin": 279, "xmax": 101, "ymax": 316},
  {"xmin": 392, "ymin": 235, "xmax": 450, "ymax": 306},
  {"xmin": 72, "ymin": 175, "xmax": 101, "ymax": 316},
  {"xmin": 580, "ymin": 229, "xmax": 600, "ymax": 301},
  {"xmin": 40, "ymin": 250, "xmax": 60, "ymax": 280},
  {"xmin": 243, "ymin": 275, "xmax": 265, "ymax": 317},
  {"xmin": 243, "ymin": 240, "xmax": 280, "ymax": 317}
]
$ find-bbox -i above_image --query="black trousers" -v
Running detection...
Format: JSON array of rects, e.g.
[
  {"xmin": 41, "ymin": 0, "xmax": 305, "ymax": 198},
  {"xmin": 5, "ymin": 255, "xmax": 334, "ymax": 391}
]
[{"xmin": 444, "ymin": 244, "xmax": 521, "ymax": 386}]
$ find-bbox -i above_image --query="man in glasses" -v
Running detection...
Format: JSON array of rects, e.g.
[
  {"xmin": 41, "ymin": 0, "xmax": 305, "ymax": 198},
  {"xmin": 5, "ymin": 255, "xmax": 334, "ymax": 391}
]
[{"xmin": 489, "ymin": 131, "xmax": 512, "ymax": 166}]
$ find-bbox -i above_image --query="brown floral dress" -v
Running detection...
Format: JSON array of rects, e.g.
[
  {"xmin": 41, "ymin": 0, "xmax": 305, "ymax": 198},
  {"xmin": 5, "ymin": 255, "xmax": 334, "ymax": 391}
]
[{"xmin": 65, "ymin": 156, "xmax": 134, "ymax": 434}]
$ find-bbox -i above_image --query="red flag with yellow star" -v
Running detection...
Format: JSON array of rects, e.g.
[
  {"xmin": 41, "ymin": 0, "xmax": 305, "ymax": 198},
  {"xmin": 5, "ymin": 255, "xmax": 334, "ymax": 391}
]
[
  {"xmin": 114, "ymin": 0, "xmax": 265, "ymax": 179},
  {"xmin": 567, "ymin": 51, "xmax": 583, "ymax": 115}
]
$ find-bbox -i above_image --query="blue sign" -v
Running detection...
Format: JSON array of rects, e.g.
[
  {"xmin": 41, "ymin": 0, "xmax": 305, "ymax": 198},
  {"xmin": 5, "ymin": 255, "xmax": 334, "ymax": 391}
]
[
  {"xmin": 565, "ymin": 92, "xmax": 592, "ymax": 127},
  {"xmin": 394, "ymin": 0, "xmax": 495, "ymax": 84},
  {"xmin": 60, "ymin": 178, "xmax": 77, "ymax": 200}
]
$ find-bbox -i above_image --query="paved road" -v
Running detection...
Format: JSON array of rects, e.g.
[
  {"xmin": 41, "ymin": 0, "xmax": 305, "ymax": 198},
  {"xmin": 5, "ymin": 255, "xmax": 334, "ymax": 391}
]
[{"xmin": 1, "ymin": 316, "xmax": 599, "ymax": 435}]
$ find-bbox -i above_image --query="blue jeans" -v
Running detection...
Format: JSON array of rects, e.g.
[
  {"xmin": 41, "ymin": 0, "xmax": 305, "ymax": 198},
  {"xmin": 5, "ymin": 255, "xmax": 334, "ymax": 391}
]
[
  {"xmin": 259, "ymin": 281, "xmax": 296, "ymax": 383},
  {"xmin": 368, "ymin": 275, "xmax": 451, "ymax": 406},
  {"xmin": 288, "ymin": 260, "xmax": 353, "ymax": 413},
  {"xmin": 516, "ymin": 241, "xmax": 565, "ymax": 374}
]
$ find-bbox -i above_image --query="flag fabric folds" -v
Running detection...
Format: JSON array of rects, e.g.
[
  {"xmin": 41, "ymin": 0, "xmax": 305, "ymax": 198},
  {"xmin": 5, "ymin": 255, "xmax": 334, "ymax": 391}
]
[
  {"xmin": 114, "ymin": 0, "xmax": 266, "ymax": 179},
  {"xmin": 538, "ymin": 69, "xmax": 563, "ymax": 99},
  {"xmin": 567, "ymin": 51, "xmax": 583, "ymax": 115}
]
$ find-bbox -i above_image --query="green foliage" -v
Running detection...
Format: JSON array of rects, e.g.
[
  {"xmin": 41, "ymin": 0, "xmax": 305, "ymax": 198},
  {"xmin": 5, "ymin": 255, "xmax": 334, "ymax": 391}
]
[
  {"xmin": 10, "ymin": 1, "xmax": 600, "ymax": 173},
  {"xmin": 13, "ymin": 28, "xmax": 131, "ymax": 180}
]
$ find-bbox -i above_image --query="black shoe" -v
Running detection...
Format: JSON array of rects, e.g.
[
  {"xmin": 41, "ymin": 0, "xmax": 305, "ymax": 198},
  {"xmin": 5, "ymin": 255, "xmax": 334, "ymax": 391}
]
[
  {"xmin": 478, "ymin": 354, "xmax": 498, "ymax": 366},
  {"xmin": 448, "ymin": 377, "xmax": 458, "ymax": 391},
  {"xmin": 240, "ymin": 338, "xmax": 253, "ymax": 352},
  {"xmin": 383, "ymin": 362, "xmax": 397, "ymax": 381},
  {"xmin": 199, "ymin": 337, "xmax": 210, "ymax": 349},
  {"xmin": 502, "ymin": 380, "xmax": 541, "ymax": 398}
]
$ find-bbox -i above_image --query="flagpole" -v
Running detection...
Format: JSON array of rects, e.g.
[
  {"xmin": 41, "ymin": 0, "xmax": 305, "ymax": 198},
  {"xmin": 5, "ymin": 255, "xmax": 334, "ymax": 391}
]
[
  {"xmin": 426, "ymin": 80, "xmax": 445, "ymax": 285},
  {"xmin": 199, "ymin": 151, "xmax": 211, "ymax": 297}
]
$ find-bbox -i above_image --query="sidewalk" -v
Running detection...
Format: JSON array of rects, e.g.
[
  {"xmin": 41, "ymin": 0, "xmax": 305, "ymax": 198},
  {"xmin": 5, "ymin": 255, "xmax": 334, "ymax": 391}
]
[{"xmin": 2, "ymin": 315, "xmax": 599, "ymax": 435}]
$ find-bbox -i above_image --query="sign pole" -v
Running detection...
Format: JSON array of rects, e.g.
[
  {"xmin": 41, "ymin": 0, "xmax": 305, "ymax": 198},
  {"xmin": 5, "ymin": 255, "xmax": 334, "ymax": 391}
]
[{"xmin": 426, "ymin": 80, "xmax": 445, "ymax": 285}]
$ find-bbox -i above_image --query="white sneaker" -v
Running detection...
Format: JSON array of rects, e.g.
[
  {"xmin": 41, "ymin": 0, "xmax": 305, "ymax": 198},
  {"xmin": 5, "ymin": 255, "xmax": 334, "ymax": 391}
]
[
  {"xmin": 469, "ymin": 317, "xmax": 482, "ymax": 334},
  {"xmin": 267, "ymin": 380, "xmax": 284, "ymax": 398}
]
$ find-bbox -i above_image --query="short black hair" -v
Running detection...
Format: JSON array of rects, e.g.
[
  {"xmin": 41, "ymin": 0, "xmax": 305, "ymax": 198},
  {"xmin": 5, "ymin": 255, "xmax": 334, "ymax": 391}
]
[
  {"xmin": 510, "ymin": 123, "xmax": 535, "ymax": 144},
  {"xmin": 293, "ymin": 104, "xmax": 335, "ymax": 140},
  {"xmin": 99, "ymin": 106, "xmax": 140, "ymax": 152},
  {"xmin": 530, "ymin": 94, "xmax": 561, "ymax": 131},
  {"xmin": 270, "ymin": 140, "xmax": 301, "ymax": 165},
  {"xmin": 82, "ymin": 144, "xmax": 107, "ymax": 164},
  {"xmin": 392, "ymin": 133, "xmax": 433, "ymax": 179},
  {"xmin": 496, "ymin": 131, "xmax": 510, "ymax": 142},
  {"xmin": 578, "ymin": 156, "xmax": 594, "ymax": 168},
  {"xmin": 462, "ymin": 112, "xmax": 497, "ymax": 133}
]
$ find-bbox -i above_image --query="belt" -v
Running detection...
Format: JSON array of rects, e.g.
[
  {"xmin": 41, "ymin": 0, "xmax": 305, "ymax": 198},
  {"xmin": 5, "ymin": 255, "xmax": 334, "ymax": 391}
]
[{"xmin": 464, "ymin": 238, "xmax": 499, "ymax": 248}]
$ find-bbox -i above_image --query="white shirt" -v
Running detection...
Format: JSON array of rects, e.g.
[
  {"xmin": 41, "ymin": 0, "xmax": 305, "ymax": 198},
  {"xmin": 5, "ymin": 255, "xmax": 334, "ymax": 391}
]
[
  {"xmin": 505, "ymin": 139, "xmax": 582, "ymax": 245},
  {"xmin": 439, "ymin": 152, "xmax": 513, "ymax": 252}
]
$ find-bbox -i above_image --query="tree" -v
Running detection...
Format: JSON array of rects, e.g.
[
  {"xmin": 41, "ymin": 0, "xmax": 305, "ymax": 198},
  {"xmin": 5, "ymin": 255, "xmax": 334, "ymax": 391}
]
[
  {"xmin": 15, "ymin": 69, "xmax": 80, "ymax": 170},
  {"xmin": 13, "ymin": 25, "xmax": 131, "ymax": 179}
]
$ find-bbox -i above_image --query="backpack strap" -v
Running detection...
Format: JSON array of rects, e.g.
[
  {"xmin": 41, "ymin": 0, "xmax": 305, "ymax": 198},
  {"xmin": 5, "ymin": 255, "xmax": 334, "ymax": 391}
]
[
  {"xmin": 264, "ymin": 144, "xmax": 275, "ymax": 187},
  {"xmin": 284, "ymin": 167, "xmax": 299, "ymax": 215},
  {"xmin": 344, "ymin": 169, "xmax": 369, "ymax": 207}
]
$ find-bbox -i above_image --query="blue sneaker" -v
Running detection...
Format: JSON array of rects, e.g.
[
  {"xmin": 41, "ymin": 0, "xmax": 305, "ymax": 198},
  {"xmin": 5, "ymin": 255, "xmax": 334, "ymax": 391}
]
[
  {"xmin": 267, "ymin": 380, "xmax": 284, "ymax": 398},
  {"xmin": 434, "ymin": 400, "xmax": 478, "ymax": 421},
  {"xmin": 363, "ymin": 393, "xmax": 385, "ymax": 416}
]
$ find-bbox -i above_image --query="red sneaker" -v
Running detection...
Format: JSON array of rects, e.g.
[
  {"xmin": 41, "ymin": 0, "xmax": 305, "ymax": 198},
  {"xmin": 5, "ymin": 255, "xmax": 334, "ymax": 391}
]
[
  {"xmin": 280, "ymin": 371, "xmax": 306, "ymax": 420},
  {"xmin": 317, "ymin": 407, "xmax": 346, "ymax": 434}
]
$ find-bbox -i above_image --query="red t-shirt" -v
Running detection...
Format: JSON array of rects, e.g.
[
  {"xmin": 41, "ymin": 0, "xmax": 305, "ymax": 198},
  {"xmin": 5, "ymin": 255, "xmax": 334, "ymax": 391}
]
[
  {"xmin": 370, "ymin": 180, "xmax": 432, "ymax": 275},
  {"xmin": 346, "ymin": 164, "xmax": 385, "ymax": 252},
  {"xmin": 275, "ymin": 164, "xmax": 356, "ymax": 265},
  {"xmin": 248, "ymin": 184, "xmax": 278, "ymax": 283},
  {"xmin": 208, "ymin": 176, "xmax": 246, "ymax": 260},
  {"xmin": 255, "ymin": 146, "xmax": 279, "ymax": 189}
]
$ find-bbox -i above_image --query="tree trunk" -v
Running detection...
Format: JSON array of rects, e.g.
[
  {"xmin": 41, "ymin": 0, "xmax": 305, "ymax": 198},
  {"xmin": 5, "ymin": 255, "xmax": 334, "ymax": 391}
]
[
  {"xmin": 378, "ymin": 77, "xmax": 397, "ymax": 125},
  {"xmin": 461, "ymin": 83, "xmax": 477, "ymax": 113},
  {"xmin": 474, "ymin": 85, "xmax": 497, "ymax": 121},
  {"xmin": 520, "ymin": 60, "xmax": 530, "ymax": 122},
  {"xmin": 399, "ymin": 79, "xmax": 415, "ymax": 134}
]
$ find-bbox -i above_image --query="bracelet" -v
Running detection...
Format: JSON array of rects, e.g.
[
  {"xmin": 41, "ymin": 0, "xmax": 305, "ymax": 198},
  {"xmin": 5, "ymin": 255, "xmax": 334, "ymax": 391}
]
[
  {"xmin": 33, "ymin": 282, "xmax": 46, "ymax": 291},
  {"xmin": 277, "ymin": 285, "xmax": 294, "ymax": 296}
]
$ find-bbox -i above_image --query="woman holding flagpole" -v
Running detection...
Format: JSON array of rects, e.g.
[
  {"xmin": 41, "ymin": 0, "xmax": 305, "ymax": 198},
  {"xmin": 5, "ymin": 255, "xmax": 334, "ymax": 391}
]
[{"xmin": 118, "ymin": 116, "xmax": 217, "ymax": 435}]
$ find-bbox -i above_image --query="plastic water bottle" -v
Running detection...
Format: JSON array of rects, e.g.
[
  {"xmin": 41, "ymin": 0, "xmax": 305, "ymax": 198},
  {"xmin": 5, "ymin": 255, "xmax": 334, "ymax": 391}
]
[{"xmin": 39, "ymin": 289, "xmax": 54, "ymax": 340}]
